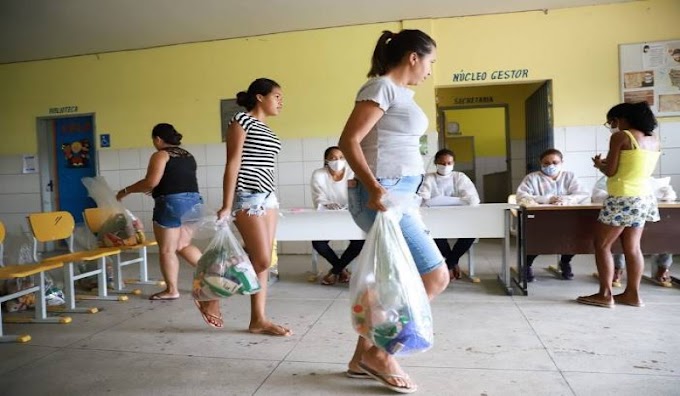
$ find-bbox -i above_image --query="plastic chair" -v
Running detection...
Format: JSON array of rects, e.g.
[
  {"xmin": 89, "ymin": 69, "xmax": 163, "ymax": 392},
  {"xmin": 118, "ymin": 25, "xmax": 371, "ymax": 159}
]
[
  {"xmin": 83, "ymin": 208, "xmax": 162, "ymax": 293},
  {"xmin": 27, "ymin": 211, "xmax": 126, "ymax": 314},
  {"xmin": 0, "ymin": 220, "xmax": 71, "ymax": 343}
]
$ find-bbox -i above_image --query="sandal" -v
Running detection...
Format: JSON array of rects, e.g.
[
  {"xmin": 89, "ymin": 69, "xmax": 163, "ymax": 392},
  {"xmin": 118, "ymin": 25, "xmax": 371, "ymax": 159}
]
[
  {"xmin": 358, "ymin": 362, "xmax": 417, "ymax": 394},
  {"xmin": 321, "ymin": 271, "xmax": 338, "ymax": 286},
  {"xmin": 193, "ymin": 300, "xmax": 223, "ymax": 329},
  {"xmin": 338, "ymin": 269, "xmax": 351, "ymax": 284},
  {"xmin": 655, "ymin": 267, "xmax": 671, "ymax": 284}
]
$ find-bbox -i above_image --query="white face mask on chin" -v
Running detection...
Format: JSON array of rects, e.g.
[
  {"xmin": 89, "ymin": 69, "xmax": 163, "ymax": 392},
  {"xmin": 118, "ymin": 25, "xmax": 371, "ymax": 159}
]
[
  {"xmin": 327, "ymin": 159, "xmax": 346, "ymax": 172},
  {"xmin": 436, "ymin": 164, "xmax": 454, "ymax": 176}
]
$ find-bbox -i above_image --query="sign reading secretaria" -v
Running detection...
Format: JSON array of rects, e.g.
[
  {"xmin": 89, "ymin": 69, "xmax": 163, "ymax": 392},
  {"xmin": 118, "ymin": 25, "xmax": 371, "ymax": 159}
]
[{"xmin": 452, "ymin": 69, "xmax": 529, "ymax": 82}]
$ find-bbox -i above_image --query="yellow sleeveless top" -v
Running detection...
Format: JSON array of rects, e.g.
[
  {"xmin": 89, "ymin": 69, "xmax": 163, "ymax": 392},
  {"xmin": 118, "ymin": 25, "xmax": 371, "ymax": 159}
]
[{"xmin": 607, "ymin": 130, "xmax": 660, "ymax": 197}]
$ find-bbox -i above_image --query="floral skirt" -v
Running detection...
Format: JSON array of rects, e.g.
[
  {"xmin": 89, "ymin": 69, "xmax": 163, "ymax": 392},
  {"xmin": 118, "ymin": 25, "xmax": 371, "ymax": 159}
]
[{"xmin": 597, "ymin": 195, "xmax": 659, "ymax": 228}]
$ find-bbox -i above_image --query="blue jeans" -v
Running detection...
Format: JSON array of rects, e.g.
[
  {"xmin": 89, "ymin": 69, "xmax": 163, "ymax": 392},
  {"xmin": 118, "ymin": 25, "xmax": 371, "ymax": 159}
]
[
  {"xmin": 153, "ymin": 192, "xmax": 203, "ymax": 228},
  {"xmin": 347, "ymin": 176, "xmax": 444, "ymax": 275},
  {"xmin": 233, "ymin": 191, "xmax": 279, "ymax": 217}
]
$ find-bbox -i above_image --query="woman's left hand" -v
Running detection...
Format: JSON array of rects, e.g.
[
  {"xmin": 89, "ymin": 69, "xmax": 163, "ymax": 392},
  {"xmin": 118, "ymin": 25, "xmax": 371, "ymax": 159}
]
[
  {"xmin": 592, "ymin": 154, "xmax": 606, "ymax": 169},
  {"xmin": 116, "ymin": 189, "xmax": 127, "ymax": 201}
]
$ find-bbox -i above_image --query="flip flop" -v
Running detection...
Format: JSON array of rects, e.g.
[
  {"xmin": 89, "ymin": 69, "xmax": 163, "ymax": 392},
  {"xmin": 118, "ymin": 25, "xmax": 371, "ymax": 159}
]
[
  {"xmin": 193, "ymin": 300, "xmax": 223, "ymax": 328},
  {"xmin": 149, "ymin": 292, "xmax": 180, "ymax": 301},
  {"xmin": 576, "ymin": 295, "xmax": 614, "ymax": 308},
  {"xmin": 345, "ymin": 369, "xmax": 371, "ymax": 379},
  {"xmin": 358, "ymin": 362, "xmax": 417, "ymax": 394}
]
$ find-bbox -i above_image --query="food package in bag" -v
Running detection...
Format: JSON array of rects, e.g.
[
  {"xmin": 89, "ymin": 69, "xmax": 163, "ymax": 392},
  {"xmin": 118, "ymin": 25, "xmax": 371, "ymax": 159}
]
[
  {"xmin": 193, "ymin": 221, "xmax": 261, "ymax": 300},
  {"xmin": 82, "ymin": 176, "xmax": 145, "ymax": 247},
  {"xmin": 349, "ymin": 206, "xmax": 434, "ymax": 356}
]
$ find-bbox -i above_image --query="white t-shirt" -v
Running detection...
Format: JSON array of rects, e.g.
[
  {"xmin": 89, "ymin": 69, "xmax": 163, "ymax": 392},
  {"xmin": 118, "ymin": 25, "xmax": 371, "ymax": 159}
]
[
  {"xmin": 310, "ymin": 167, "xmax": 355, "ymax": 209},
  {"xmin": 356, "ymin": 76, "xmax": 427, "ymax": 178},
  {"xmin": 419, "ymin": 171, "xmax": 481, "ymax": 206}
]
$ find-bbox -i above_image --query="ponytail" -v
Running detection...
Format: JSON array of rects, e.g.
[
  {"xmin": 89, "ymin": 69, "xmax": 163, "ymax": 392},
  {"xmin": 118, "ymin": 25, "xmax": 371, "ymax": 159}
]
[{"xmin": 367, "ymin": 29, "xmax": 436, "ymax": 77}]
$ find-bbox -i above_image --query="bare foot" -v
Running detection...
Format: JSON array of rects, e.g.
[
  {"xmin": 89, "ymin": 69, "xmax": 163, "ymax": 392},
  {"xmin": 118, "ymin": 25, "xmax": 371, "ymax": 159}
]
[
  {"xmin": 249, "ymin": 321, "xmax": 292, "ymax": 336},
  {"xmin": 614, "ymin": 293, "xmax": 645, "ymax": 307},
  {"xmin": 360, "ymin": 347, "xmax": 416, "ymax": 392}
]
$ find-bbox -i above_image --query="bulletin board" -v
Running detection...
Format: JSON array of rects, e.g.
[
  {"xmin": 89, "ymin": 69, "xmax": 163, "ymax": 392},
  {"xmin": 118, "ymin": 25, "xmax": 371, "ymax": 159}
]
[{"xmin": 619, "ymin": 39, "xmax": 680, "ymax": 117}]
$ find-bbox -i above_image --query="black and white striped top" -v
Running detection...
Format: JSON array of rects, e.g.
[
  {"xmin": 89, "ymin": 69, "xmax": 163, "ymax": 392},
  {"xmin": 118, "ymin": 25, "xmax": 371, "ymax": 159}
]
[{"xmin": 229, "ymin": 112, "xmax": 281, "ymax": 193}]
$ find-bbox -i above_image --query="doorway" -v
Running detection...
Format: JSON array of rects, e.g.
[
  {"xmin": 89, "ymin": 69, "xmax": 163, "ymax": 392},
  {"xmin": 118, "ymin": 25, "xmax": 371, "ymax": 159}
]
[
  {"xmin": 435, "ymin": 81, "xmax": 552, "ymax": 201},
  {"xmin": 36, "ymin": 114, "xmax": 97, "ymax": 223}
]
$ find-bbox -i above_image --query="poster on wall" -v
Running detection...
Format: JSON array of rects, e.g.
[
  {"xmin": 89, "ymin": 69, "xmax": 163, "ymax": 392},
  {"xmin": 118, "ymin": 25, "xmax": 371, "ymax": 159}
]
[{"xmin": 619, "ymin": 39, "xmax": 680, "ymax": 117}]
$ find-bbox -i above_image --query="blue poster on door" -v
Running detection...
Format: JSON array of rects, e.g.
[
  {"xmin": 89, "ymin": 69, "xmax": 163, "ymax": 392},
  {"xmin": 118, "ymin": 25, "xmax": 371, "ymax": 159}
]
[{"xmin": 54, "ymin": 116, "xmax": 96, "ymax": 223}]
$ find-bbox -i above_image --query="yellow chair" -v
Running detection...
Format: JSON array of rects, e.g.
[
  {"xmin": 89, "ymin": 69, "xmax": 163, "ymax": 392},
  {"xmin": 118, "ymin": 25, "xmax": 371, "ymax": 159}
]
[
  {"xmin": 83, "ymin": 208, "xmax": 161, "ymax": 293},
  {"xmin": 0, "ymin": 221, "xmax": 71, "ymax": 343},
  {"xmin": 27, "ymin": 211, "xmax": 126, "ymax": 314}
]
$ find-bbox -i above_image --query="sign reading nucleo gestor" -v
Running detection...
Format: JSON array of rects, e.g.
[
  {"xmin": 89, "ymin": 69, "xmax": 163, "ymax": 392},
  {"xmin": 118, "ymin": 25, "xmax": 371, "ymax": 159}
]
[{"xmin": 452, "ymin": 69, "xmax": 529, "ymax": 82}]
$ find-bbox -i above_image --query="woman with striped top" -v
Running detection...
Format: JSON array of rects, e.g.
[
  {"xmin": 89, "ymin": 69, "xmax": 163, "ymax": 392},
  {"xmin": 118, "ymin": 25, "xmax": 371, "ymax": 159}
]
[{"xmin": 194, "ymin": 78, "xmax": 291, "ymax": 335}]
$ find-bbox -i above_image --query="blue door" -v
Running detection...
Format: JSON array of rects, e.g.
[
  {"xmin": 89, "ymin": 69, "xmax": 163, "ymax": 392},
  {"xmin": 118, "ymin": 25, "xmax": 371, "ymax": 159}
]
[{"xmin": 53, "ymin": 116, "xmax": 96, "ymax": 223}]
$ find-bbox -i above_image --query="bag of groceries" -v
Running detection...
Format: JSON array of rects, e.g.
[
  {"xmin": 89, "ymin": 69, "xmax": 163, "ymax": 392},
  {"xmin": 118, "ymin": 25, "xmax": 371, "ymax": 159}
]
[
  {"xmin": 349, "ymin": 205, "xmax": 434, "ymax": 356},
  {"xmin": 82, "ymin": 176, "xmax": 145, "ymax": 247},
  {"xmin": 192, "ymin": 220, "xmax": 260, "ymax": 300}
]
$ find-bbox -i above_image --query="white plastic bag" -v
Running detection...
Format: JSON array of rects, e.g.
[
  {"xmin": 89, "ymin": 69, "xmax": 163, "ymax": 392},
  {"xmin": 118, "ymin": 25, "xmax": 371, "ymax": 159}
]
[
  {"xmin": 192, "ymin": 219, "xmax": 261, "ymax": 300},
  {"xmin": 82, "ymin": 176, "xmax": 145, "ymax": 247},
  {"xmin": 349, "ymin": 206, "xmax": 434, "ymax": 356}
]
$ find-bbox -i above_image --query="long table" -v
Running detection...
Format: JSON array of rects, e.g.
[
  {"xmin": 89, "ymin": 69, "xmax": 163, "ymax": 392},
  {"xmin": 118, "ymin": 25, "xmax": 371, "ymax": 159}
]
[
  {"xmin": 276, "ymin": 204, "xmax": 516, "ymax": 293},
  {"xmin": 516, "ymin": 203, "xmax": 680, "ymax": 295}
]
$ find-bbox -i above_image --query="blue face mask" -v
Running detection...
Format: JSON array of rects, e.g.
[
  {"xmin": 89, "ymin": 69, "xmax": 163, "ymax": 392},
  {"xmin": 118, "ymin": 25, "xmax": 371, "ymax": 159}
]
[{"xmin": 541, "ymin": 164, "xmax": 561, "ymax": 177}]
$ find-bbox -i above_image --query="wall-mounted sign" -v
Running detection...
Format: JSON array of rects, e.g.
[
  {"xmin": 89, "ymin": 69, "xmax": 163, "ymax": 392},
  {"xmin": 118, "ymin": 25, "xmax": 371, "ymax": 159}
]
[
  {"xmin": 453, "ymin": 96, "xmax": 494, "ymax": 105},
  {"xmin": 452, "ymin": 69, "xmax": 529, "ymax": 83},
  {"xmin": 100, "ymin": 134, "xmax": 110, "ymax": 148},
  {"xmin": 48, "ymin": 106, "xmax": 79, "ymax": 114}
]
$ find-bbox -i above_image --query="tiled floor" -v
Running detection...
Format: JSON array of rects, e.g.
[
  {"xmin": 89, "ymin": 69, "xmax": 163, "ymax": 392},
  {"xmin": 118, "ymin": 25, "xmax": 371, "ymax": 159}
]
[{"xmin": 1, "ymin": 241, "xmax": 679, "ymax": 396}]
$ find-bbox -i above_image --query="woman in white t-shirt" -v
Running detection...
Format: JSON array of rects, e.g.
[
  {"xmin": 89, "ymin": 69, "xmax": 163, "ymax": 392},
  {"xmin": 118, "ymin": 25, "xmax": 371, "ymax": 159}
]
[
  {"xmin": 418, "ymin": 148, "xmax": 480, "ymax": 280},
  {"xmin": 310, "ymin": 146, "xmax": 365, "ymax": 285}
]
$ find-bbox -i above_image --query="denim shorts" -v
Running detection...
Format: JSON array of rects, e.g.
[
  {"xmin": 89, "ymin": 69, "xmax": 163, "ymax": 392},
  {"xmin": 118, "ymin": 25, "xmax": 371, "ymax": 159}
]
[
  {"xmin": 153, "ymin": 192, "xmax": 203, "ymax": 228},
  {"xmin": 233, "ymin": 191, "xmax": 279, "ymax": 217},
  {"xmin": 347, "ymin": 175, "xmax": 444, "ymax": 275}
]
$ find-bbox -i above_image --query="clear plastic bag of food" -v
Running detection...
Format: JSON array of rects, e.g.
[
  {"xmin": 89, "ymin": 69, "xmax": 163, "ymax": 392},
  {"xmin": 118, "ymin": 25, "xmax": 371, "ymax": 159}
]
[
  {"xmin": 192, "ymin": 220, "xmax": 260, "ymax": 300},
  {"xmin": 349, "ymin": 206, "xmax": 433, "ymax": 356}
]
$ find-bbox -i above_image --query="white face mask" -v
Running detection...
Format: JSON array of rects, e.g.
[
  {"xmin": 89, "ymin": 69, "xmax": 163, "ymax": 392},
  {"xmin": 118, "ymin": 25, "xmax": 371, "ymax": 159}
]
[
  {"xmin": 436, "ymin": 164, "xmax": 454, "ymax": 176},
  {"xmin": 327, "ymin": 159, "xmax": 346, "ymax": 172},
  {"xmin": 541, "ymin": 164, "xmax": 561, "ymax": 177}
]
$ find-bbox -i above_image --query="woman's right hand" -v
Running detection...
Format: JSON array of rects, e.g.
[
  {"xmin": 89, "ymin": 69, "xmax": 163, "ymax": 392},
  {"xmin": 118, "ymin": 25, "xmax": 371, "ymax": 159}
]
[
  {"xmin": 217, "ymin": 207, "xmax": 232, "ymax": 221},
  {"xmin": 366, "ymin": 184, "xmax": 388, "ymax": 212}
]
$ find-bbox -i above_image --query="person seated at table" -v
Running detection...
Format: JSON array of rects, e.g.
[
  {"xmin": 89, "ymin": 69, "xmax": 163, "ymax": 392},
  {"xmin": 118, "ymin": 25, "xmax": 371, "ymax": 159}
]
[
  {"xmin": 516, "ymin": 148, "xmax": 590, "ymax": 281},
  {"xmin": 418, "ymin": 148, "xmax": 479, "ymax": 281},
  {"xmin": 310, "ymin": 146, "xmax": 365, "ymax": 285},
  {"xmin": 592, "ymin": 175, "xmax": 676, "ymax": 285}
]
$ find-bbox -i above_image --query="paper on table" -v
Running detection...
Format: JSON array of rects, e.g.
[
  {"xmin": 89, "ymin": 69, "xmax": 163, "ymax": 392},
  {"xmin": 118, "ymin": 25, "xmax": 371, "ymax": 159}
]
[{"xmin": 426, "ymin": 196, "xmax": 464, "ymax": 207}]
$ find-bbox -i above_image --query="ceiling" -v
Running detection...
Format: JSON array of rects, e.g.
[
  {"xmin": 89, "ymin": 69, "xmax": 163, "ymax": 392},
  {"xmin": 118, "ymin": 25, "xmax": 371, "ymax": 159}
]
[{"xmin": 0, "ymin": 0, "xmax": 636, "ymax": 64}]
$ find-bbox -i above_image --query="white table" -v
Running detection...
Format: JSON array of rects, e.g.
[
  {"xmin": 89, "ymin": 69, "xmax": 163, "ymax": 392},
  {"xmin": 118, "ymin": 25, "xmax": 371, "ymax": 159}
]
[{"xmin": 277, "ymin": 204, "xmax": 515, "ymax": 293}]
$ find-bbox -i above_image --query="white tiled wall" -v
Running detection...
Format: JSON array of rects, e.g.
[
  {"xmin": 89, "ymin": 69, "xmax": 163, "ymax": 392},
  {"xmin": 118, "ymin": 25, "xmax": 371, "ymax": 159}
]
[{"xmin": 4, "ymin": 124, "xmax": 678, "ymax": 255}]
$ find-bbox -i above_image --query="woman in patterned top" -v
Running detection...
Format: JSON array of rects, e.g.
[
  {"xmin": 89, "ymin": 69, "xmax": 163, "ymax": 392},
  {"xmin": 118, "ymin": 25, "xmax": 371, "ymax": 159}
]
[
  {"xmin": 193, "ymin": 78, "xmax": 291, "ymax": 335},
  {"xmin": 116, "ymin": 123, "xmax": 203, "ymax": 301}
]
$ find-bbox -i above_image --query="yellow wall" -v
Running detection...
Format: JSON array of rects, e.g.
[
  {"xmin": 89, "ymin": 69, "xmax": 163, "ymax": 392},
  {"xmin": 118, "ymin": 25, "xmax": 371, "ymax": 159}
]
[
  {"xmin": 443, "ymin": 107, "xmax": 506, "ymax": 157},
  {"xmin": 1, "ymin": 0, "xmax": 679, "ymax": 155},
  {"xmin": 432, "ymin": 0, "xmax": 680, "ymax": 126},
  {"xmin": 0, "ymin": 22, "xmax": 401, "ymax": 153}
]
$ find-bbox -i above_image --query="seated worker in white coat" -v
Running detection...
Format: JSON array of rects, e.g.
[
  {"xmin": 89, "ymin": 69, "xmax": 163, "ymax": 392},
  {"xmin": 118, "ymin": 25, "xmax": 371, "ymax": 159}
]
[
  {"xmin": 592, "ymin": 175, "xmax": 677, "ymax": 284},
  {"xmin": 517, "ymin": 148, "xmax": 590, "ymax": 282},
  {"xmin": 418, "ymin": 148, "xmax": 480, "ymax": 281},
  {"xmin": 310, "ymin": 146, "xmax": 365, "ymax": 286}
]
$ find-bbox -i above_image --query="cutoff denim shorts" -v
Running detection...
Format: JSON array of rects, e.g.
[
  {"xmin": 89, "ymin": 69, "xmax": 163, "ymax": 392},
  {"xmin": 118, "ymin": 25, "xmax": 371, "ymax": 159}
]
[
  {"xmin": 347, "ymin": 175, "xmax": 445, "ymax": 275},
  {"xmin": 153, "ymin": 192, "xmax": 203, "ymax": 228},
  {"xmin": 233, "ymin": 191, "xmax": 279, "ymax": 217}
]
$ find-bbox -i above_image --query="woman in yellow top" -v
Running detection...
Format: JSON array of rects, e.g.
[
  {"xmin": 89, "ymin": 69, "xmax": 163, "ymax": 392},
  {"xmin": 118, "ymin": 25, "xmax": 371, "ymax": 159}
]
[{"xmin": 577, "ymin": 102, "xmax": 660, "ymax": 308}]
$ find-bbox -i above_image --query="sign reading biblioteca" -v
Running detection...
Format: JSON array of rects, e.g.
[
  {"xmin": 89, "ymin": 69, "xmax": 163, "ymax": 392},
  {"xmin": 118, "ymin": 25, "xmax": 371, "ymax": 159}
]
[{"xmin": 48, "ymin": 106, "xmax": 78, "ymax": 114}]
